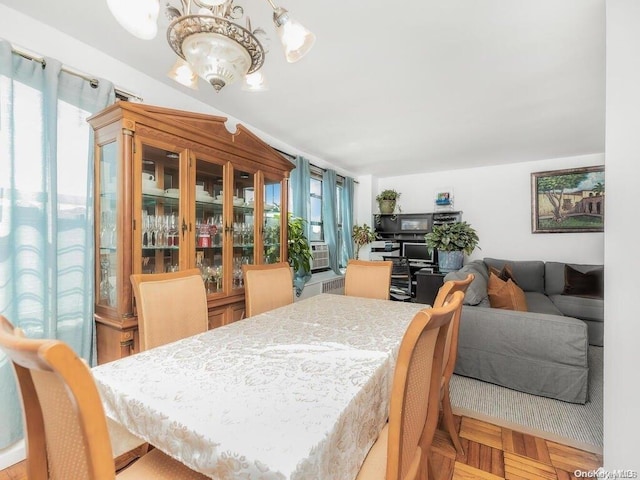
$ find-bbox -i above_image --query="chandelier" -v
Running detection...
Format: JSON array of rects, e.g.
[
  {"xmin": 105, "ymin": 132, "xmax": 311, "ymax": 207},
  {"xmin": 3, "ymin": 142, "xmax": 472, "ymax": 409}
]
[{"xmin": 106, "ymin": 0, "xmax": 315, "ymax": 92}]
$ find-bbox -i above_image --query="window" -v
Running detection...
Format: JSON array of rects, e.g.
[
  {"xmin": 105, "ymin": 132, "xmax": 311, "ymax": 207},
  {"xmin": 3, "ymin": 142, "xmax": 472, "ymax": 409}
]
[
  {"xmin": 309, "ymin": 175, "xmax": 323, "ymax": 242},
  {"xmin": 306, "ymin": 167, "xmax": 347, "ymax": 266}
]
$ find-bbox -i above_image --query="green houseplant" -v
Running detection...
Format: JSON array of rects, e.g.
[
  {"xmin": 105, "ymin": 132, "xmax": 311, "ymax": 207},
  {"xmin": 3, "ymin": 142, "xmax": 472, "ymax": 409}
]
[
  {"xmin": 287, "ymin": 215, "xmax": 313, "ymax": 295},
  {"xmin": 352, "ymin": 223, "xmax": 377, "ymax": 259},
  {"xmin": 376, "ymin": 189, "xmax": 401, "ymax": 214},
  {"xmin": 424, "ymin": 221, "xmax": 480, "ymax": 273}
]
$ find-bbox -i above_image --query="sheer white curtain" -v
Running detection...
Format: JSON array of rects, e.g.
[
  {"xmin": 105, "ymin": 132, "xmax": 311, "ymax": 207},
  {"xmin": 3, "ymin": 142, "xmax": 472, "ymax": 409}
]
[{"xmin": 0, "ymin": 39, "xmax": 115, "ymax": 449}]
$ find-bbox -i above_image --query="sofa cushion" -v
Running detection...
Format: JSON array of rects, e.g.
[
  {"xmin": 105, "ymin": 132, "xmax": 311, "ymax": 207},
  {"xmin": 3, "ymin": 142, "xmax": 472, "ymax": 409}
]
[
  {"xmin": 563, "ymin": 264, "xmax": 604, "ymax": 299},
  {"xmin": 549, "ymin": 294, "xmax": 604, "ymax": 322},
  {"xmin": 484, "ymin": 258, "xmax": 545, "ymax": 293},
  {"xmin": 443, "ymin": 260, "xmax": 488, "ymax": 306},
  {"xmin": 525, "ymin": 292, "xmax": 564, "ymax": 316},
  {"xmin": 487, "ymin": 273, "xmax": 528, "ymax": 311},
  {"xmin": 489, "ymin": 264, "xmax": 518, "ymax": 285},
  {"xmin": 545, "ymin": 261, "xmax": 604, "ymax": 296}
]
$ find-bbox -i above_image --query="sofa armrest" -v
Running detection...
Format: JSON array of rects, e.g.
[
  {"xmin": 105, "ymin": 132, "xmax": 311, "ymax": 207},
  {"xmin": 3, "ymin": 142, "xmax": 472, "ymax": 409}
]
[{"xmin": 443, "ymin": 260, "xmax": 488, "ymax": 305}]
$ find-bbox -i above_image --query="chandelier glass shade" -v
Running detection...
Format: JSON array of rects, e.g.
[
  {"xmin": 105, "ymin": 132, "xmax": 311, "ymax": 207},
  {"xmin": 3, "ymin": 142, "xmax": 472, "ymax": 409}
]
[
  {"xmin": 272, "ymin": 7, "xmax": 316, "ymax": 63},
  {"xmin": 167, "ymin": 58, "xmax": 199, "ymax": 89},
  {"xmin": 167, "ymin": 15, "xmax": 264, "ymax": 91},
  {"xmin": 107, "ymin": 0, "xmax": 314, "ymax": 92}
]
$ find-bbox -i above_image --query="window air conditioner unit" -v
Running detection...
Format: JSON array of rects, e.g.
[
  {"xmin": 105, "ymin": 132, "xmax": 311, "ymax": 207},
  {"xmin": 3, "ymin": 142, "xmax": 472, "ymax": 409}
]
[{"xmin": 310, "ymin": 243, "xmax": 330, "ymax": 271}]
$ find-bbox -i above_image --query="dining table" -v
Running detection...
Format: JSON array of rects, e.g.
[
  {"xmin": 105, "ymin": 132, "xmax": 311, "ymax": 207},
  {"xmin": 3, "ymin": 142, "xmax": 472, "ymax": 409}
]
[{"xmin": 92, "ymin": 293, "xmax": 427, "ymax": 480}]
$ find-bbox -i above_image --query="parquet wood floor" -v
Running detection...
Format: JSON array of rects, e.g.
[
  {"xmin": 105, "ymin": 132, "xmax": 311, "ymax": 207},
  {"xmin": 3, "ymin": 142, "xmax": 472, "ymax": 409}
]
[
  {"xmin": 0, "ymin": 413, "xmax": 603, "ymax": 480},
  {"xmin": 431, "ymin": 414, "xmax": 603, "ymax": 480}
]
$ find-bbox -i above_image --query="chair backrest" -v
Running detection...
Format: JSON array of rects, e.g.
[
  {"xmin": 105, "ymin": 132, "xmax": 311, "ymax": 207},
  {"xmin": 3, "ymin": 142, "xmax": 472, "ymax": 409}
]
[
  {"xmin": 386, "ymin": 291, "xmax": 465, "ymax": 480},
  {"xmin": 344, "ymin": 259, "xmax": 393, "ymax": 300},
  {"xmin": 130, "ymin": 268, "xmax": 208, "ymax": 351},
  {"xmin": 433, "ymin": 273, "xmax": 475, "ymax": 383},
  {"xmin": 242, "ymin": 262, "xmax": 293, "ymax": 317},
  {"xmin": 0, "ymin": 315, "xmax": 116, "ymax": 480}
]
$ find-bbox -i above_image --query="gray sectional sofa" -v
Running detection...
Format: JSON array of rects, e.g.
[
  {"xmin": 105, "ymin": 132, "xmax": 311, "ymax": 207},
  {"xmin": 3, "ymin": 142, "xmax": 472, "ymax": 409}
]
[{"xmin": 444, "ymin": 257, "xmax": 604, "ymax": 404}]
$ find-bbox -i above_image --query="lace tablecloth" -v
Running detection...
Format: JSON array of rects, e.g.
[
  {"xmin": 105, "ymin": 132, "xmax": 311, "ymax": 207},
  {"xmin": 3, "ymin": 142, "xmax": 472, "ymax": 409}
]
[{"xmin": 92, "ymin": 294, "xmax": 425, "ymax": 479}]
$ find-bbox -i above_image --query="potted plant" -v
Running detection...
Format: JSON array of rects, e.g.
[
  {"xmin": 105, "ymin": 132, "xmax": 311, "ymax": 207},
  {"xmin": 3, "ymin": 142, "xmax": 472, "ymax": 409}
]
[
  {"xmin": 352, "ymin": 223, "xmax": 377, "ymax": 259},
  {"xmin": 287, "ymin": 215, "xmax": 313, "ymax": 295},
  {"xmin": 424, "ymin": 221, "xmax": 480, "ymax": 273},
  {"xmin": 376, "ymin": 189, "xmax": 401, "ymax": 214}
]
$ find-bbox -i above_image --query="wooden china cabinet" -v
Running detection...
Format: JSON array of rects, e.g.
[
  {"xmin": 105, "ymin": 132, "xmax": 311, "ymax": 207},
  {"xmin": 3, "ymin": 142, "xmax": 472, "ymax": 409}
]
[{"xmin": 88, "ymin": 101, "xmax": 293, "ymax": 364}]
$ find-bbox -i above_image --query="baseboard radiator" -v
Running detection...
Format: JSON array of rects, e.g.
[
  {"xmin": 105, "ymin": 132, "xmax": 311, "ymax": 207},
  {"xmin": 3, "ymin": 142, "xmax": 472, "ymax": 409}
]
[
  {"xmin": 322, "ymin": 276, "xmax": 345, "ymax": 295},
  {"xmin": 296, "ymin": 275, "xmax": 345, "ymax": 301}
]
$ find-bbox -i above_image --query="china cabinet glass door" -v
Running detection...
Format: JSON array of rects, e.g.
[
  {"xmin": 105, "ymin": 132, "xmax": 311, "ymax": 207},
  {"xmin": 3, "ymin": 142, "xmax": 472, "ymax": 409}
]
[
  {"xmin": 97, "ymin": 141, "xmax": 118, "ymax": 308},
  {"xmin": 263, "ymin": 177, "xmax": 283, "ymax": 263},
  {"xmin": 140, "ymin": 144, "xmax": 182, "ymax": 275},
  {"xmin": 194, "ymin": 158, "xmax": 225, "ymax": 294},
  {"xmin": 231, "ymin": 169, "xmax": 255, "ymax": 292}
]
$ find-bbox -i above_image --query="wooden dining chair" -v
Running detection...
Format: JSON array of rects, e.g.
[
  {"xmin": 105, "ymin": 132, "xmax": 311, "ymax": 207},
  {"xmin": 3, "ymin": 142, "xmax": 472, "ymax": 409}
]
[
  {"xmin": 0, "ymin": 315, "xmax": 209, "ymax": 480},
  {"xmin": 432, "ymin": 273, "xmax": 475, "ymax": 456},
  {"xmin": 242, "ymin": 262, "xmax": 293, "ymax": 317},
  {"xmin": 356, "ymin": 291, "xmax": 465, "ymax": 480},
  {"xmin": 130, "ymin": 268, "xmax": 208, "ymax": 351},
  {"xmin": 345, "ymin": 259, "xmax": 393, "ymax": 300}
]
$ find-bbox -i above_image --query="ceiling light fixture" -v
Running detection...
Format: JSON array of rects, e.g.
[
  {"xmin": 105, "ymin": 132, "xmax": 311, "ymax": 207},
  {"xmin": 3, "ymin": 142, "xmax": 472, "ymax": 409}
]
[{"xmin": 106, "ymin": 0, "xmax": 315, "ymax": 92}]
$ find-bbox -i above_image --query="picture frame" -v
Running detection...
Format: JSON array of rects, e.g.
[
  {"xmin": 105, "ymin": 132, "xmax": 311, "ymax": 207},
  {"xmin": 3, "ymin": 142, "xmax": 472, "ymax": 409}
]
[{"xmin": 531, "ymin": 165, "xmax": 605, "ymax": 233}]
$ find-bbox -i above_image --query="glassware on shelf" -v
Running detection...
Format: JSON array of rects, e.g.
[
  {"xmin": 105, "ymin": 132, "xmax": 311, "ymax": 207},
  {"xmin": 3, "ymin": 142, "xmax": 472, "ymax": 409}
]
[
  {"xmin": 196, "ymin": 220, "xmax": 211, "ymax": 248},
  {"xmin": 206, "ymin": 216, "xmax": 220, "ymax": 246},
  {"xmin": 168, "ymin": 213, "xmax": 179, "ymax": 247},
  {"xmin": 212, "ymin": 266, "xmax": 222, "ymax": 291},
  {"xmin": 232, "ymin": 256, "xmax": 250, "ymax": 288},
  {"xmin": 142, "ymin": 212, "xmax": 181, "ymax": 249},
  {"xmin": 100, "ymin": 211, "xmax": 116, "ymax": 248},
  {"xmin": 198, "ymin": 261, "xmax": 213, "ymax": 293},
  {"xmin": 99, "ymin": 256, "xmax": 114, "ymax": 306}
]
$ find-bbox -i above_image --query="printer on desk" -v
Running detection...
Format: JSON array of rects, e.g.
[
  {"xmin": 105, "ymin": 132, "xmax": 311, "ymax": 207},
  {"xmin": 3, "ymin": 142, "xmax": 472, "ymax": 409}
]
[{"xmin": 369, "ymin": 240, "xmax": 400, "ymax": 261}]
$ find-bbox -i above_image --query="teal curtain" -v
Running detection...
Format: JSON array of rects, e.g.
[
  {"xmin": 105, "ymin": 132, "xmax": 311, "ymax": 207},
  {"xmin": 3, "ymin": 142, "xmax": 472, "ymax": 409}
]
[
  {"xmin": 322, "ymin": 169, "xmax": 341, "ymax": 274},
  {"xmin": 341, "ymin": 177, "xmax": 355, "ymax": 265},
  {"xmin": 289, "ymin": 155, "xmax": 310, "ymax": 239},
  {"xmin": 0, "ymin": 38, "xmax": 115, "ymax": 449}
]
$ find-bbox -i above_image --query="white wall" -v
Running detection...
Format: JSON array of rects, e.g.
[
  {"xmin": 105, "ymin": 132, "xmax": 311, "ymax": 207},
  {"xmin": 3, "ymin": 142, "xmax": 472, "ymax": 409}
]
[
  {"xmin": 604, "ymin": 0, "xmax": 640, "ymax": 470},
  {"xmin": 360, "ymin": 153, "xmax": 604, "ymax": 264}
]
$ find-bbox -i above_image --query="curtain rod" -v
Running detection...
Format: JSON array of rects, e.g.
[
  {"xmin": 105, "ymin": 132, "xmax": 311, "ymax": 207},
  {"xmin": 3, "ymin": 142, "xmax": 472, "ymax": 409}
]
[
  {"xmin": 10, "ymin": 44, "xmax": 355, "ymax": 182},
  {"xmin": 272, "ymin": 147, "xmax": 358, "ymax": 184},
  {"xmin": 10, "ymin": 45, "xmax": 143, "ymax": 102}
]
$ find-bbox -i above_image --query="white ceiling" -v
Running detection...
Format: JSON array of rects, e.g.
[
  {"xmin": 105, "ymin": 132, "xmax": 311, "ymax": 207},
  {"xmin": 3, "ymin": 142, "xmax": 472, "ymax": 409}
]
[{"xmin": 0, "ymin": 0, "xmax": 605, "ymax": 177}]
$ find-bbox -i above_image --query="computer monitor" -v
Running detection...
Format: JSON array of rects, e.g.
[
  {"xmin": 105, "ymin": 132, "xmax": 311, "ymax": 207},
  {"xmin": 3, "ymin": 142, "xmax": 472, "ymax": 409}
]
[{"xmin": 401, "ymin": 242, "xmax": 434, "ymax": 265}]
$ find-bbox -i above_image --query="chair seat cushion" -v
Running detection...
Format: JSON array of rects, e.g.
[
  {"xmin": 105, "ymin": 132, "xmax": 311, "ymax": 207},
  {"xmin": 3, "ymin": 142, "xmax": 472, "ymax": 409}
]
[
  {"xmin": 356, "ymin": 423, "xmax": 389, "ymax": 480},
  {"xmin": 116, "ymin": 448, "xmax": 209, "ymax": 479}
]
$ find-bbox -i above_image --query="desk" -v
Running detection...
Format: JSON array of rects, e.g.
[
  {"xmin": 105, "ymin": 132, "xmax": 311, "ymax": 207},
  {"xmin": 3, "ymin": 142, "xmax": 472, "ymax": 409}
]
[{"xmin": 92, "ymin": 294, "xmax": 425, "ymax": 479}]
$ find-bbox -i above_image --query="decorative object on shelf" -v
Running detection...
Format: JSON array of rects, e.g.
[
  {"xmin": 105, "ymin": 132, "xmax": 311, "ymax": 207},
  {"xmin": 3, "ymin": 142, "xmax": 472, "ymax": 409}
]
[
  {"xmin": 106, "ymin": 0, "xmax": 315, "ymax": 92},
  {"xmin": 376, "ymin": 189, "xmax": 401, "ymax": 214},
  {"xmin": 287, "ymin": 215, "xmax": 312, "ymax": 296},
  {"xmin": 531, "ymin": 165, "xmax": 605, "ymax": 234},
  {"xmin": 424, "ymin": 221, "xmax": 480, "ymax": 273},
  {"xmin": 352, "ymin": 223, "xmax": 377, "ymax": 260},
  {"xmin": 434, "ymin": 187, "xmax": 454, "ymax": 211}
]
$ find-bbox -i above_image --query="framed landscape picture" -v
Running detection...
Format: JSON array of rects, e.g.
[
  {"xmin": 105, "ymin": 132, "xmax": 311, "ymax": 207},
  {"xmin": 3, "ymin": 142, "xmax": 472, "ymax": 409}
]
[{"xmin": 531, "ymin": 165, "xmax": 605, "ymax": 233}]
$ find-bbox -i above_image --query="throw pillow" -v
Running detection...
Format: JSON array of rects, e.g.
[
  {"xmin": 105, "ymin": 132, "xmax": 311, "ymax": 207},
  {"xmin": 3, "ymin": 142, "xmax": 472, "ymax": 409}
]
[
  {"xmin": 489, "ymin": 264, "xmax": 518, "ymax": 285},
  {"xmin": 563, "ymin": 265, "xmax": 604, "ymax": 298},
  {"xmin": 487, "ymin": 272, "xmax": 528, "ymax": 311}
]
